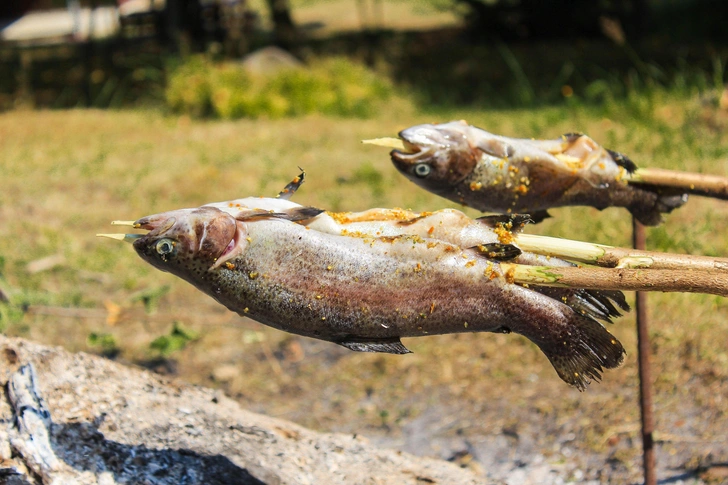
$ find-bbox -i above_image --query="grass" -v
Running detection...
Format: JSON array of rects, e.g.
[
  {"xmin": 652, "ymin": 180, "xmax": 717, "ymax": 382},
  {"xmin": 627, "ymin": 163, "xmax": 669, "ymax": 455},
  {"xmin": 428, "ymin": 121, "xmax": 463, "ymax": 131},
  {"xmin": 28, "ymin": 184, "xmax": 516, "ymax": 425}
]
[{"xmin": 1, "ymin": 90, "xmax": 728, "ymax": 481}]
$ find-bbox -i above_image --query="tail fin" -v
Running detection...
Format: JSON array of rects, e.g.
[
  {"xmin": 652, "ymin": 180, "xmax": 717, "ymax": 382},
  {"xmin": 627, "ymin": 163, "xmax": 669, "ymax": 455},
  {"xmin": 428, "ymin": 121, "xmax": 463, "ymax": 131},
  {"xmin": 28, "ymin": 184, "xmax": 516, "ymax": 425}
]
[{"xmin": 536, "ymin": 313, "xmax": 625, "ymax": 391}]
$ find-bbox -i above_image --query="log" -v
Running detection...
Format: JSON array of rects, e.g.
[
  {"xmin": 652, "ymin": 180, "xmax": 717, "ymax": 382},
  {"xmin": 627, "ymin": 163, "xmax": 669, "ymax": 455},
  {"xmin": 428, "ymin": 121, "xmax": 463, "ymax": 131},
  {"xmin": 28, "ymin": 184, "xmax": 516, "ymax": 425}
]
[{"xmin": 0, "ymin": 335, "xmax": 488, "ymax": 485}]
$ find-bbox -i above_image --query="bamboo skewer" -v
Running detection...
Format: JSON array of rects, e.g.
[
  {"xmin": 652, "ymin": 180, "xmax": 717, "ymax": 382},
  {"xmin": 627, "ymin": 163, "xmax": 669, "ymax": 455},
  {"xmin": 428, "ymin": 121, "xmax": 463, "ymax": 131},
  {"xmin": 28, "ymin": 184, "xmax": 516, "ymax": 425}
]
[{"xmin": 514, "ymin": 233, "xmax": 728, "ymax": 271}]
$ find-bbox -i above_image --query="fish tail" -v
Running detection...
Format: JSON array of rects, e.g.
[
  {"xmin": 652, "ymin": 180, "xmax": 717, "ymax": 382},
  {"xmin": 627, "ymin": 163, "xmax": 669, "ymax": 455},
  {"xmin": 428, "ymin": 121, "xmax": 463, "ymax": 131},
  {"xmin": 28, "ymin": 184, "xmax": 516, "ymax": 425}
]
[{"xmin": 536, "ymin": 313, "xmax": 625, "ymax": 391}]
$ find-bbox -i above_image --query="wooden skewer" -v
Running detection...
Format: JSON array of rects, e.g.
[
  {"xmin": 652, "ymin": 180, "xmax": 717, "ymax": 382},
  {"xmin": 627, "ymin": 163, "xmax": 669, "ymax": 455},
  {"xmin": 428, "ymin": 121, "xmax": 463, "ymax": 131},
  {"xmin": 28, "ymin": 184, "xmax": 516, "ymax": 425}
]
[
  {"xmin": 502, "ymin": 263, "xmax": 728, "ymax": 297},
  {"xmin": 630, "ymin": 168, "xmax": 728, "ymax": 200}
]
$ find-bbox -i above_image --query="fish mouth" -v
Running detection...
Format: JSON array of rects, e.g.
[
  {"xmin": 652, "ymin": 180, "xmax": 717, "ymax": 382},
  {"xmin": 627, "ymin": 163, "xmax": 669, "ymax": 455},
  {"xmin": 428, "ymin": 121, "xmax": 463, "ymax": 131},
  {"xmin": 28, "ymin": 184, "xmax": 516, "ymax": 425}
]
[{"xmin": 391, "ymin": 141, "xmax": 431, "ymax": 164}]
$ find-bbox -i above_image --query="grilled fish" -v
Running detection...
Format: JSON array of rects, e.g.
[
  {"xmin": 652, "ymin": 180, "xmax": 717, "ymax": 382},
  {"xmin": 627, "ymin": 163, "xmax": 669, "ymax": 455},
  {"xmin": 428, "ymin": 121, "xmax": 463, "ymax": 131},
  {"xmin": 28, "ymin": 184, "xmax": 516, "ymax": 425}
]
[
  {"xmin": 208, "ymin": 197, "xmax": 629, "ymax": 324},
  {"xmin": 126, "ymin": 203, "xmax": 625, "ymax": 389},
  {"xmin": 390, "ymin": 120, "xmax": 688, "ymax": 225}
]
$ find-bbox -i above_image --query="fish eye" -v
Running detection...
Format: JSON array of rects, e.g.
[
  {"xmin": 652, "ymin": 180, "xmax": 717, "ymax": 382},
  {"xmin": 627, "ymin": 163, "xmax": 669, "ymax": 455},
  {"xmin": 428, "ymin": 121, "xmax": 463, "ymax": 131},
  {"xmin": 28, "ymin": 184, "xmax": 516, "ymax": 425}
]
[
  {"xmin": 414, "ymin": 163, "xmax": 431, "ymax": 178},
  {"xmin": 155, "ymin": 238, "xmax": 176, "ymax": 257}
]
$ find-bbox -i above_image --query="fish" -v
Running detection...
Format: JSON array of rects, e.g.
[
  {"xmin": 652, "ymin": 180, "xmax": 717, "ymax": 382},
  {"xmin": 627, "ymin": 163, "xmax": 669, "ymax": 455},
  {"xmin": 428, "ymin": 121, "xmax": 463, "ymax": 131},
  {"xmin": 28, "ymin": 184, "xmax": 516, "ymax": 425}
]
[
  {"xmin": 389, "ymin": 120, "xmax": 688, "ymax": 225},
  {"xmin": 207, "ymin": 196, "xmax": 629, "ymax": 324},
  {"xmin": 123, "ymin": 202, "xmax": 625, "ymax": 390}
]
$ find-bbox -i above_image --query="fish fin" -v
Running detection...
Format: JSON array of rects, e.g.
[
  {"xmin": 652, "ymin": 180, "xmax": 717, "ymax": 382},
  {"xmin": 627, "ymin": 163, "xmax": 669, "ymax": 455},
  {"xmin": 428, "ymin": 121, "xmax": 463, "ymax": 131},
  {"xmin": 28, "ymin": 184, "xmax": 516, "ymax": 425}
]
[
  {"xmin": 534, "ymin": 287, "xmax": 630, "ymax": 323},
  {"xmin": 475, "ymin": 138, "xmax": 515, "ymax": 159},
  {"xmin": 472, "ymin": 243, "xmax": 522, "ymax": 261},
  {"xmin": 528, "ymin": 210, "xmax": 551, "ymax": 224},
  {"xmin": 605, "ymin": 149, "xmax": 638, "ymax": 173},
  {"xmin": 476, "ymin": 214, "xmax": 533, "ymax": 231},
  {"xmin": 337, "ymin": 338, "xmax": 412, "ymax": 354},
  {"xmin": 536, "ymin": 313, "xmax": 625, "ymax": 391},
  {"xmin": 236, "ymin": 207, "xmax": 324, "ymax": 222},
  {"xmin": 276, "ymin": 169, "xmax": 306, "ymax": 200},
  {"xmin": 560, "ymin": 132, "xmax": 584, "ymax": 142}
]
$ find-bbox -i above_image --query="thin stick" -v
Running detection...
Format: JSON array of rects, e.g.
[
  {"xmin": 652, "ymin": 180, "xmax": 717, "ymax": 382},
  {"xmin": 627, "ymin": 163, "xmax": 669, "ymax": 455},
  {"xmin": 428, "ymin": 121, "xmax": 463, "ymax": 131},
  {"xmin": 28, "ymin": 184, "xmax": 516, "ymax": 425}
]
[
  {"xmin": 501, "ymin": 263, "xmax": 728, "ymax": 297},
  {"xmin": 514, "ymin": 233, "xmax": 728, "ymax": 271},
  {"xmin": 630, "ymin": 167, "xmax": 728, "ymax": 200},
  {"xmin": 634, "ymin": 219, "xmax": 657, "ymax": 485}
]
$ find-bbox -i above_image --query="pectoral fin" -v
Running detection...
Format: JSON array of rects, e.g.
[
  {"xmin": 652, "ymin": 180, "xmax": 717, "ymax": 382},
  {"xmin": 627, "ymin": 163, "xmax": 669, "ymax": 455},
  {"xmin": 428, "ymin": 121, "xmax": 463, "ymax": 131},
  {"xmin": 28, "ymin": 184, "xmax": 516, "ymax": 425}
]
[{"xmin": 337, "ymin": 338, "xmax": 412, "ymax": 354}]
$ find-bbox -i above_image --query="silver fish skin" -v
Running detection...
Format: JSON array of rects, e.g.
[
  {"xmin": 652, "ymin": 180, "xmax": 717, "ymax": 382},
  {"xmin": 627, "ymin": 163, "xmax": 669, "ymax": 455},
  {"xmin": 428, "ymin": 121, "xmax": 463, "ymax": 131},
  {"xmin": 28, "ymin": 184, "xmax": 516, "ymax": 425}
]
[
  {"xmin": 206, "ymin": 199, "xmax": 628, "ymax": 323},
  {"xmin": 131, "ymin": 205, "xmax": 625, "ymax": 389},
  {"xmin": 390, "ymin": 120, "xmax": 688, "ymax": 225}
]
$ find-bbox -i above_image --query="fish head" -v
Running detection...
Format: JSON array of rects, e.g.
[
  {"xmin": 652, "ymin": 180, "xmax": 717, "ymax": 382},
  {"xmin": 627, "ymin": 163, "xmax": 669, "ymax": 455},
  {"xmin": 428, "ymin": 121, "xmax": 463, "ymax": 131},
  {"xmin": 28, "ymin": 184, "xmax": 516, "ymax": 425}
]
[
  {"xmin": 132, "ymin": 206, "xmax": 244, "ymax": 278},
  {"xmin": 391, "ymin": 121, "xmax": 480, "ymax": 195}
]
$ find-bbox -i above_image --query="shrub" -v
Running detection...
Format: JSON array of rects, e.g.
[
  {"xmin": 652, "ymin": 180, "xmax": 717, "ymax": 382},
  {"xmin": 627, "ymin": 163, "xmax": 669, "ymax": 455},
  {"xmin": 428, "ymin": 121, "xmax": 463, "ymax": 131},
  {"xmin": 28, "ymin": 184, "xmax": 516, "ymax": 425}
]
[{"xmin": 165, "ymin": 55, "xmax": 398, "ymax": 119}]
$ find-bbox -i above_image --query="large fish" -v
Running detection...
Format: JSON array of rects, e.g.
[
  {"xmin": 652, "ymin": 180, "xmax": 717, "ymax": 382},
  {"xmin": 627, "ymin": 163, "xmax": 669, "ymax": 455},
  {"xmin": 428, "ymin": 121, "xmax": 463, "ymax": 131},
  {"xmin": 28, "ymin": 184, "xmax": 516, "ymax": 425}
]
[
  {"xmin": 123, "ymin": 202, "xmax": 625, "ymax": 390},
  {"xmin": 389, "ymin": 120, "xmax": 688, "ymax": 225},
  {"xmin": 208, "ymin": 197, "xmax": 629, "ymax": 325}
]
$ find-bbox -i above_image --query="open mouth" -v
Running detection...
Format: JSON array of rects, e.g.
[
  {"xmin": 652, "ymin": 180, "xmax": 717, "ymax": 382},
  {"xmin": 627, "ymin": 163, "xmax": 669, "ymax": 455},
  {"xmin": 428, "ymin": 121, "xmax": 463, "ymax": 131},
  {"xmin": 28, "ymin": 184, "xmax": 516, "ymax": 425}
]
[{"xmin": 360, "ymin": 136, "xmax": 428, "ymax": 163}]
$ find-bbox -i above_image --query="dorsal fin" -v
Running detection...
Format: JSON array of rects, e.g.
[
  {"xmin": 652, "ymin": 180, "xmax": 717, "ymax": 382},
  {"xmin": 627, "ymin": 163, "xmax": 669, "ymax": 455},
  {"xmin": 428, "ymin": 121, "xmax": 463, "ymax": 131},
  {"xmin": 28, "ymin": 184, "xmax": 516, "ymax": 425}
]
[
  {"xmin": 276, "ymin": 169, "xmax": 306, "ymax": 200},
  {"xmin": 235, "ymin": 207, "xmax": 323, "ymax": 222},
  {"xmin": 605, "ymin": 148, "xmax": 638, "ymax": 173}
]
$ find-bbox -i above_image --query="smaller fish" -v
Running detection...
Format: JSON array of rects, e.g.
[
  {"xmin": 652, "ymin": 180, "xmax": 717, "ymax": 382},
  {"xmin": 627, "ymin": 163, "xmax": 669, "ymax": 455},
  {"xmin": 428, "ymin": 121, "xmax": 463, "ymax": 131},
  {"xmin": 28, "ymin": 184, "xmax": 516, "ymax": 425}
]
[{"xmin": 388, "ymin": 120, "xmax": 688, "ymax": 225}]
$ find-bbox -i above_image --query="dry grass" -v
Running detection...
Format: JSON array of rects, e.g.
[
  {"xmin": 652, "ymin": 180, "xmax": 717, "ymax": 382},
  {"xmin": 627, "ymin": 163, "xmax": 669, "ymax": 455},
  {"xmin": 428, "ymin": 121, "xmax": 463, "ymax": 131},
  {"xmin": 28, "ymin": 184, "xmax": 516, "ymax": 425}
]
[{"xmin": 1, "ymin": 95, "xmax": 727, "ymax": 481}]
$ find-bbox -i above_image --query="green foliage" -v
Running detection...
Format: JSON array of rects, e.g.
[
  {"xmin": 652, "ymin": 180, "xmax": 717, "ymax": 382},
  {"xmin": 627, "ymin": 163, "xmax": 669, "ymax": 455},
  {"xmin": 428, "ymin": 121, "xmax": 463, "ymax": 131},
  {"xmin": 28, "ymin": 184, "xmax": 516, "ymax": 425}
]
[
  {"xmin": 165, "ymin": 56, "xmax": 397, "ymax": 119},
  {"xmin": 165, "ymin": 56, "xmax": 213, "ymax": 118},
  {"xmin": 87, "ymin": 332, "xmax": 120, "ymax": 358},
  {"xmin": 149, "ymin": 322, "xmax": 200, "ymax": 357},
  {"xmin": 130, "ymin": 285, "xmax": 170, "ymax": 314},
  {"xmin": 338, "ymin": 162, "xmax": 386, "ymax": 204}
]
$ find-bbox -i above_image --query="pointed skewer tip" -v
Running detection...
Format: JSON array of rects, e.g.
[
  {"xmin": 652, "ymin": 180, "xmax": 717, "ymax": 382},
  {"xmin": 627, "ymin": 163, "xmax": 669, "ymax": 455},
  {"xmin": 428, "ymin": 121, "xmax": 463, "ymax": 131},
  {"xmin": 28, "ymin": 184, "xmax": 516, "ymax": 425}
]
[{"xmin": 361, "ymin": 137, "xmax": 406, "ymax": 150}]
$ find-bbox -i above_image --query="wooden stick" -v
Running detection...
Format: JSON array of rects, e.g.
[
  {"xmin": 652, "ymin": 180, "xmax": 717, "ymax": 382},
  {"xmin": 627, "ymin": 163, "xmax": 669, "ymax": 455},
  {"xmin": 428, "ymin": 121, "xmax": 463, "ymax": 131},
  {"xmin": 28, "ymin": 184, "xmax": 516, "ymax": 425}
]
[
  {"xmin": 630, "ymin": 167, "xmax": 728, "ymax": 200},
  {"xmin": 633, "ymin": 219, "xmax": 657, "ymax": 485},
  {"xmin": 515, "ymin": 233, "xmax": 728, "ymax": 271},
  {"xmin": 501, "ymin": 263, "xmax": 728, "ymax": 297}
]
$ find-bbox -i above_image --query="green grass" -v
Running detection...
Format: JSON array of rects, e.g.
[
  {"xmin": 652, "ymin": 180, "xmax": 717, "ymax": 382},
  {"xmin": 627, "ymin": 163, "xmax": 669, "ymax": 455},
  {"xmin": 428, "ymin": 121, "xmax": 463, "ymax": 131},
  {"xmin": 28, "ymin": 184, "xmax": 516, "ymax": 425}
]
[{"xmin": 1, "ymin": 91, "xmax": 728, "ymax": 480}]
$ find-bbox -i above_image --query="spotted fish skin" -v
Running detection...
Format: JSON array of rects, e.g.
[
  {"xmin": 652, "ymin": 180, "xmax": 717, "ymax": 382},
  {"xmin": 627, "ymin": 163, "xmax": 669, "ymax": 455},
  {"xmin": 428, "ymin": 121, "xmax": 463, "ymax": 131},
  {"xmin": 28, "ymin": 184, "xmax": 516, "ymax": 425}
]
[
  {"xmin": 390, "ymin": 120, "xmax": 687, "ymax": 225},
  {"xmin": 208, "ymin": 199, "xmax": 629, "ymax": 324},
  {"xmin": 131, "ymin": 205, "xmax": 624, "ymax": 389}
]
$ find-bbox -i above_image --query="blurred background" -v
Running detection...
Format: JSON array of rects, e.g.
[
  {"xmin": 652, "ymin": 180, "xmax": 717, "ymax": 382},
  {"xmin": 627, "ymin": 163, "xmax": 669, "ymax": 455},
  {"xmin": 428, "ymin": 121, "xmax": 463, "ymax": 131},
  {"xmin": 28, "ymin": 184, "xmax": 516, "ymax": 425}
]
[{"xmin": 1, "ymin": 1, "xmax": 728, "ymax": 483}]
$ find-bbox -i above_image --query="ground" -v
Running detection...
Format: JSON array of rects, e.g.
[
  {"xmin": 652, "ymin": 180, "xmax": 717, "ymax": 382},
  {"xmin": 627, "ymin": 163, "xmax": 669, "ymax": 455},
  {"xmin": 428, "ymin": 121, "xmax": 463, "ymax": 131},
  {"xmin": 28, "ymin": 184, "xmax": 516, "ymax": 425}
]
[{"xmin": 1, "ymin": 98, "xmax": 728, "ymax": 483}]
